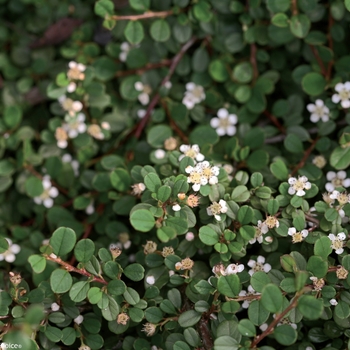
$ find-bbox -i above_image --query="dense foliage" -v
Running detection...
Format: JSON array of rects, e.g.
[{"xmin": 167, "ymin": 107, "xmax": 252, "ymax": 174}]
[{"xmin": 2, "ymin": 0, "xmax": 350, "ymax": 349}]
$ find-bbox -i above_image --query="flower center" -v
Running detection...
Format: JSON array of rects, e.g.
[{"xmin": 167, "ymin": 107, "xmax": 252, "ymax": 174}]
[
  {"xmin": 339, "ymin": 89, "xmax": 349, "ymax": 100},
  {"xmin": 332, "ymin": 178, "xmax": 343, "ymax": 187},
  {"xmin": 209, "ymin": 202, "xmax": 222, "ymax": 215},
  {"xmin": 253, "ymin": 262, "xmax": 264, "ymax": 272},
  {"xmin": 292, "ymin": 232, "xmax": 303, "ymax": 243},
  {"xmin": 202, "ymin": 168, "xmax": 212, "ymax": 178},
  {"xmin": 219, "ymin": 118, "xmax": 230, "ymax": 128},
  {"xmin": 293, "ymin": 180, "xmax": 305, "ymax": 191},
  {"xmin": 265, "ymin": 216, "xmax": 277, "ymax": 228},
  {"xmin": 189, "ymin": 172, "xmax": 201, "ymax": 184},
  {"xmin": 332, "ymin": 239, "xmax": 343, "ymax": 250},
  {"xmin": 192, "ymin": 87, "xmax": 203, "ymax": 98},
  {"xmin": 185, "ymin": 149, "xmax": 196, "ymax": 158}
]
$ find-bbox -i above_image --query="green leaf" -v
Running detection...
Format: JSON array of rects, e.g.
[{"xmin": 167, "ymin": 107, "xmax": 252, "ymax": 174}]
[
  {"xmin": 74, "ymin": 239, "xmax": 95, "ymax": 263},
  {"xmin": 314, "ymin": 236, "xmax": 332, "ymax": 259},
  {"xmin": 4, "ymin": 105, "xmax": 22, "ymax": 128},
  {"xmin": 50, "ymin": 227, "xmax": 76, "ymax": 257},
  {"xmin": 274, "ymin": 325, "xmax": 297, "ymax": 346},
  {"xmin": 284, "ymin": 134, "xmax": 304, "ymax": 153},
  {"xmin": 28, "ymin": 255, "xmax": 46, "ymax": 274},
  {"xmin": 61, "ymin": 327, "xmax": 76, "ymax": 346},
  {"xmin": 267, "ymin": 199, "xmax": 279, "ymax": 215},
  {"xmin": 0, "ymin": 237, "xmax": 9, "ymax": 254},
  {"xmin": 108, "ymin": 280, "xmax": 127, "ymax": 296},
  {"xmin": 335, "ymin": 300, "xmax": 350, "ymax": 319},
  {"xmin": 157, "ymin": 185, "xmax": 171, "ymax": 202},
  {"xmin": 123, "ymin": 287, "xmax": 140, "ymax": 305},
  {"xmin": 124, "ymin": 20, "xmax": 144, "ymax": 45},
  {"xmin": 157, "ymin": 226, "xmax": 176, "ymax": 242},
  {"xmin": 237, "ymin": 206, "xmax": 253, "ymax": 225},
  {"xmin": 199, "ymin": 225, "xmax": 219, "ymax": 245},
  {"xmin": 248, "ymin": 300, "xmax": 270, "ymax": 326},
  {"xmin": 271, "ymin": 13, "xmax": 289, "ymax": 27},
  {"xmin": 213, "ymin": 336, "xmax": 239, "ymax": 350},
  {"xmin": 231, "ymin": 186, "xmax": 250, "ymax": 202},
  {"xmin": 50, "ymin": 269, "xmax": 73, "ymax": 294},
  {"xmin": 144, "ymin": 173, "xmax": 161, "ymax": 192},
  {"xmin": 238, "ymin": 319, "xmax": 256, "ymax": 337},
  {"xmin": 25, "ymin": 176, "xmax": 44, "ymax": 197},
  {"xmin": 110, "ymin": 168, "xmax": 132, "ymax": 192},
  {"xmin": 145, "ymin": 306, "xmax": 163, "ymax": 323},
  {"xmin": 270, "ymin": 159, "xmax": 289, "ymax": 181},
  {"xmin": 266, "ymin": 0, "xmax": 290, "ymax": 12},
  {"xmin": 94, "ymin": 0, "xmax": 114, "ymax": 17},
  {"xmin": 123, "ymin": 263, "xmax": 145, "ymax": 281},
  {"xmin": 261, "ymin": 284, "xmax": 283, "ymax": 313},
  {"xmin": 45, "ymin": 326, "xmax": 62, "ymax": 342},
  {"xmin": 189, "ymin": 125, "xmax": 219, "ymax": 147},
  {"xmin": 130, "ymin": 209, "xmax": 155, "ymax": 232},
  {"xmin": 69, "ymin": 281, "xmax": 90, "ymax": 302},
  {"xmin": 330, "ymin": 146, "xmax": 350, "ymax": 170},
  {"xmin": 87, "ymin": 287, "xmax": 103, "ymax": 304},
  {"xmin": 178, "ymin": 310, "xmax": 201, "ymax": 328},
  {"xmin": 302, "ymin": 72, "xmax": 326, "ymax": 96},
  {"xmin": 129, "ymin": 0, "xmax": 150, "ymax": 11},
  {"xmin": 147, "ymin": 125, "xmax": 172, "ymax": 148},
  {"xmin": 101, "ymin": 295, "xmax": 120, "ymax": 321},
  {"xmin": 217, "ymin": 274, "xmax": 241, "ymax": 298},
  {"xmin": 233, "ymin": 62, "xmax": 253, "ymax": 83},
  {"xmin": 290, "ymin": 14, "xmax": 311, "ymax": 38},
  {"xmin": 150, "ymin": 19, "xmax": 171, "ymax": 42},
  {"xmin": 297, "ymin": 295, "xmax": 323, "ymax": 320},
  {"xmin": 250, "ymin": 271, "xmax": 271, "ymax": 293},
  {"xmin": 209, "ymin": 59, "xmax": 229, "ymax": 82},
  {"xmin": 307, "ymin": 255, "xmax": 328, "ymax": 278}
]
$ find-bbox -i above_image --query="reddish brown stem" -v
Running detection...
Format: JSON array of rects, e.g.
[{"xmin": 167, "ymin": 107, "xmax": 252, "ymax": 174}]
[
  {"xmin": 111, "ymin": 10, "xmax": 174, "ymax": 21},
  {"xmin": 250, "ymin": 295, "xmax": 300, "ymax": 348},
  {"xmin": 309, "ymin": 45, "xmax": 327, "ymax": 77},
  {"xmin": 134, "ymin": 36, "xmax": 198, "ymax": 139},
  {"xmin": 263, "ymin": 110, "xmax": 285, "ymax": 134},
  {"xmin": 44, "ymin": 254, "xmax": 108, "ymax": 285},
  {"xmin": 291, "ymin": 137, "xmax": 319, "ymax": 176},
  {"xmin": 116, "ymin": 59, "xmax": 171, "ymax": 77},
  {"xmin": 291, "ymin": 0, "xmax": 298, "ymax": 15},
  {"xmin": 250, "ymin": 43, "xmax": 258, "ymax": 84},
  {"xmin": 160, "ymin": 100, "xmax": 189, "ymax": 143}
]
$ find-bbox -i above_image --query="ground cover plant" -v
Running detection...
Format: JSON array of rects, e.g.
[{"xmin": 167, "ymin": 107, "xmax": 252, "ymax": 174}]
[{"xmin": 2, "ymin": 0, "xmax": 350, "ymax": 349}]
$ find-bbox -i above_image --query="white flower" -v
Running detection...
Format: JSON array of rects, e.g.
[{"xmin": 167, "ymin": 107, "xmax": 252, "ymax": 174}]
[
  {"xmin": 55, "ymin": 127, "xmax": 68, "ymax": 149},
  {"xmin": 247, "ymin": 256, "xmax": 271, "ymax": 276},
  {"xmin": 119, "ymin": 42, "xmax": 131, "ymax": 62},
  {"xmin": 259, "ymin": 323, "xmax": 268, "ymax": 331},
  {"xmin": 239, "ymin": 285, "xmax": 258, "ymax": 309},
  {"xmin": 33, "ymin": 175, "xmax": 59, "ymax": 208},
  {"xmin": 0, "ymin": 239, "xmax": 20, "ymax": 263},
  {"xmin": 137, "ymin": 109, "xmax": 147, "ymax": 119},
  {"xmin": 182, "ymin": 82, "xmax": 205, "ymax": 110},
  {"xmin": 58, "ymin": 95, "xmax": 83, "ymax": 117},
  {"xmin": 62, "ymin": 113, "xmax": 87, "ymax": 138},
  {"xmin": 67, "ymin": 82, "xmax": 77, "ymax": 93},
  {"xmin": 225, "ymin": 263, "xmax": 244, "ymax": 275},
  {"xmin": 172, "ymin": 204, "xmax": 181, "ymax": 211},
  {"xmin": 325, "ymin": 171, "xmax": 350, "ymax": 192},
  {"xmin": 164, "ymin": 81, "xmax": 172, "ymax": 89},
  {"xmin": 307, "ymin": 100, "xmax": 330, "ymax": 123},
  {"xmin": 332, "ymin": 82, "xmax": 350, "ymax": 108},
  {"xmin": 179, "ymin": 144, "xmax": 205, "ymax": 163},
  {"xmin": 101, "ymin": 122, "xmax": 111, "ymax": 130},
  {"xmin": 312, "ymin": 155, "xmax": 327, "ymax": 168},
  {"xmin": 288, "ymin": 176, "xmax": 312, "ymax": 197},
  {"xmin": 329, "ymin": 232, "xmax": 346, "ymax": 255},
  {"xmin": 134, "ymin": 82, "xmax": 152, "ymax": 105},
  {"xmin": 330, "ymin": 190, "xmax": 350, "ymax": 205},
  {"xmin": 207, "ymin": 199, "xmax": 228, "ymax": 221},
  {"xmin": 146, "ymin": 276, "xmax": 155, "ymax": 285},
  {"xmin": 74, "ymin": 315, "xmax": 84, "ymax": 325},
  {"xmin": 330, "ymin": 298, "xmax": 338, "ymax": 306},
  {"xmin": 131, "ymin": 183, "xmax": 146, "ymax": 196},
  {"xmin": 185, "ymin": 161, "xmax": 219, "ymax": 191},
  {"xmin": 250, "ymin": 220, "xmax": 269, "ymax": 244},
  {"xmin": 185, "ymin": 232, "xmax": 195, "ymax": 241},
  {"xmin": 67, "ymin": 61, "xmax": 86, "ymax": 81},
  {"xmin": 51, "ymin": 302, "xmax": 60, "ymax": 311},
  {"xmin": 87, "ymin": 124, "xmax": 104, "ymax": 140},
  {"xmin": 78, "ymin": 345, "xmax": 91, "ymax": 350},
  {"xmin": 264, "ymin": 216, "xmax": 279, "ymax": 229},
  {"xmin": 210, "ymin": 108, "xmax": 238, "ymax": 136},
  {"xmin": 85, "ymin": 201, "xmax": 95, "ymax": 215},
  {"xmin": 310, "ymin": 276, "xmax": 325, "ymax": 291},
  {"xmin": 288, "ymin": 227, "xmax": 309, "ymax": 243},
  {"xmin": 154, "ymin": 149, "xmax": 166, "ymax": 159}
]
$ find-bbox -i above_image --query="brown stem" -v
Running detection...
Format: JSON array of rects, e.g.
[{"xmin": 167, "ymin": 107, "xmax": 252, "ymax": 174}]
[
  {"xmin": 263, "ymin": 110, "xmax": 285, "ymax": 134},
  {"xmin": 134, "ymin": 36, "xmax": 198, "ymax": 139},
  {"xmin": 291, "ymin": 0, "xmax": 298, "ymax": 15},
  {"xmin": 44, "ymin": 254, "xmax": 108, "ymax": 285},
  {"xmin": 305, "ymin": 214, "xmax": 319, "ymax": 227},
  {"xmin": 111, "ymin": 10, "xmax": 173, "ymax": 21},
  {"xmin": 291, "ymin": 137, "xmax": 319, "ymax": 176},
  {"xmin": 115, "ymin": 59, "xmax": 171, "ymax": 77},
  {"xmin": 160, "ymin": 100, "xmax": 189, "ymax": 143},
  {"xmin": 250, "ymin": 294, "xmax": 300, "ymax": 348},
  {"xmin": 326, "ymin": 10, "xmax": 334, "ymax": 81},
  {"xmin": 250, "ymin": 43, "xmax": 258, "ymax": 84},
  {"xmin": 309, "ymin": 45, "xmax": 327, "ymax": 77}
]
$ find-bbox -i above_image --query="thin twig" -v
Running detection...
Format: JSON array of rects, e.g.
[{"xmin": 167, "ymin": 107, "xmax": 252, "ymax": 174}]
[
  {"xmin": 134, "ymin": 36, "xmax": 198, "ymax": 139},
  {"xmin": 291, "ymin": 137, "xmax": 319, "ymax": 176},
  {"xmin": 115, "ymin": 59, "xmax": 171, "ymax": 77},
  {"xmin": 111, "ymin": 10, "xmax": 173, "ymax": 21},
  {"xmin": 291, "ymin": 0, "xmax": 298, "ymax": 15},
  {"xmin": 250, "ymin": 43, "xmax": 258, "ymax": 84},
  {"xmin": 309, "ymin": 45, "xmax": 327, "ymax": 77},
  {"xmin": 263, "ymin": 110, "xmax": 285, "ymax": 134},
  {"xmin": 250, "ymin": 294, "xmax": 300, "ymax": 348},
  {"xmin": 44, "ymin": 254, "xmax": 108, "ymax": 285}
]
